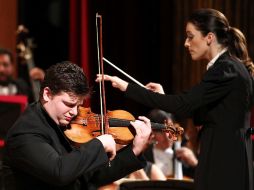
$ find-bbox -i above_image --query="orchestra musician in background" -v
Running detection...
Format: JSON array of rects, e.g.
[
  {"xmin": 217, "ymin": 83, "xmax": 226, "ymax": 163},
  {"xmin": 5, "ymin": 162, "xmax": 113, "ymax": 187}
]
[
  {"xmin": 96, "ymin": 8, "xmax": 254, "ymax": 190},
  {"xmin": 117, "ymin": 143, "xmax": 167, "ymax": 181},
  {"xmin": 145, "ymin": 109, "xmax": 198, "ymax": 179},
  {"xmin": 0, "ymin": 47, "xmax": 44, "ymax": 102},
  {"xmin": 144, "ymin": 109, "xmax": 175, "ymax": 177},
  {"xmin": 175, "ymin": 145, "xmax": 198, "ymax": 178}
]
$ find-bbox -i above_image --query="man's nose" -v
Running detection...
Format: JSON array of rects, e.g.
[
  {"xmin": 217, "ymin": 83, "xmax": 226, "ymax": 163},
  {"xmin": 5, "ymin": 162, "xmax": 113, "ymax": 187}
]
[{"xmin": 69, "ymin": 106, "xmax": 78, "ymax": 116}]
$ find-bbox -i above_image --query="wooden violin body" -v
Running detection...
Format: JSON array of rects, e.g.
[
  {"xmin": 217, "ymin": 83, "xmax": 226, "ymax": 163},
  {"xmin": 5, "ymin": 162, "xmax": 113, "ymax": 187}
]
[
  {"xmin": 65, "ymin": 107, "xmax": 136, "ymax": 145},
  {"xmin": 64, "ymin": 106, "xmax": 184, "ymax": 146}
]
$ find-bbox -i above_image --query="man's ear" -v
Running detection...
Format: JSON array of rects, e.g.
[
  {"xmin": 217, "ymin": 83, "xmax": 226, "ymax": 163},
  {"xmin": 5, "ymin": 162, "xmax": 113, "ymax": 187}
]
[
  {"xmin": 42, "ymin": 87, "xmax": 52, "ymax": 101},
  {"xmin": 206, "ymin": 32, "xmax": 214, "ymax": 46}
]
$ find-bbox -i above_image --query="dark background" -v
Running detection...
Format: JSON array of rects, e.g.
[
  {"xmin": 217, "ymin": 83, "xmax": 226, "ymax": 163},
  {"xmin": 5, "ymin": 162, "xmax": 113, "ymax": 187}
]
[{"xmin": 18, "ymin": 0, "xmax": 69, "ymax": 70}]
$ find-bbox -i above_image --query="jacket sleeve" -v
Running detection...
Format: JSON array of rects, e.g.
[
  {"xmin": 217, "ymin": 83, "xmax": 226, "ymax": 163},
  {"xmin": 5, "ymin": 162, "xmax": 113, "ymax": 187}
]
[
  {"xmin": 6, "ymin": 133, "xmax": 108, "ymax": 186},
  {"xmin": 125, "ymin": 62, "xmax": 238, "ymax": 117}
]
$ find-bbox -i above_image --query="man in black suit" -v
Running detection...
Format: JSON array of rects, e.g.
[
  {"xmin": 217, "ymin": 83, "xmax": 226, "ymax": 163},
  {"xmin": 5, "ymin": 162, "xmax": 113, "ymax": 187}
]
[{"xmin": 4, "ymin": 61, "xmax": 152, "ymax": 190}]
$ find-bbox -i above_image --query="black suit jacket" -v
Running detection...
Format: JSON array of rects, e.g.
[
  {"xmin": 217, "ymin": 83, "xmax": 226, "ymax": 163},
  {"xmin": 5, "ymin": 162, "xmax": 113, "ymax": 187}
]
[
  {"xmin": 4, "ymin": 102, "xmax": 145, "ymax": 190},
  {"xmin": 125, "ymin": 52, "xmax": 253, "ymax": 190}
]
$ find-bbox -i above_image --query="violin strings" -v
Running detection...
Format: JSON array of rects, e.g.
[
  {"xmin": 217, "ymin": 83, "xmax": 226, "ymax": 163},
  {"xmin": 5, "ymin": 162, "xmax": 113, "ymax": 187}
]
[{"xmin": 74, "ymin": 117, "xmax": 176, "ymax": 133}]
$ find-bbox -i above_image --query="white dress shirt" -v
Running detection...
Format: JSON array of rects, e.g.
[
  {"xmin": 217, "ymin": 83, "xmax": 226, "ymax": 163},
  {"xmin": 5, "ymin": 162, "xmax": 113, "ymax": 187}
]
[
  {"xmin": 153, "ymin": 147, "xmax": 174, "ymax": 176},
  {"xmin": 206, "ymin": 48, "xmax": 227, "ymax": 70}
]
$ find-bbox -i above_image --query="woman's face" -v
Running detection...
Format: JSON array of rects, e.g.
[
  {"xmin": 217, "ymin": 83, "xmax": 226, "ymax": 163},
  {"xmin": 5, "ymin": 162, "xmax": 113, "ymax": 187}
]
[{"xmin": 184, "ymin": 22, "xmax": 210, "ymax": 61}]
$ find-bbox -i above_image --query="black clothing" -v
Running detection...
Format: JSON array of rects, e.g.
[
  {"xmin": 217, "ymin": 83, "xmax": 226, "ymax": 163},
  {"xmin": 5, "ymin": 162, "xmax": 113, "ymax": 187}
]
[
  {"xmin": 13, "ymin": 78, "xmax": 34, "ymax": 103},
  {"xmin": 4, "ymin": 102, "xmax": 145, "ymax": 190},
  {"xmin": 125, "ymin": 52, "xmax": 253, "ymax": 190},
  {"xmin": 0, "ymin": 78, "xmax": 32, "ymax": 163}
]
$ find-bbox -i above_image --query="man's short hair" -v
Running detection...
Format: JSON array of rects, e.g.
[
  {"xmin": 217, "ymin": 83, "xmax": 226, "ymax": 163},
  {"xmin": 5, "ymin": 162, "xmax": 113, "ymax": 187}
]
[{"xmin": 40, "ymin": 61, "xmax": 90, "ymax": 98}]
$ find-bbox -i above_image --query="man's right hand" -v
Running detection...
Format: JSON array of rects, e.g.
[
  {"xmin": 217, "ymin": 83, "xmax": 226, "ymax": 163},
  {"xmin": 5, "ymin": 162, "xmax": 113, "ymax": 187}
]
[{"xmin": 96, "ymin": 134, "xmax": 116, "ymax": 161}]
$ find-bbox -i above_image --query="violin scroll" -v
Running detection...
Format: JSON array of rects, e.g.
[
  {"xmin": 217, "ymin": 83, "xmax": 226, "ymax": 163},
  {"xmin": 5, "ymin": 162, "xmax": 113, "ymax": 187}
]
[{"xmin": 164, "ymin": 122, "xmax": 184, "ymax": 139}]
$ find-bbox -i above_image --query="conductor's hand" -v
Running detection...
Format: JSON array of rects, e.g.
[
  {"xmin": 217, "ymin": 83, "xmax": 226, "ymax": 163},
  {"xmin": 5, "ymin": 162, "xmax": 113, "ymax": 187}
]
[
  {"xmin": 131, "ymin": 116, "xmax": 152, "ymax": 156},
  {"xmin": 96, "ymin": 74, "xmax": 128, "ymax": 92},
  {"xmin": 96, "ymin": 134, "xmax": 116, "ymax": 161},
  {"xmin": 145, "ymin": 82, "xmax": 165, "ymax": 94}
]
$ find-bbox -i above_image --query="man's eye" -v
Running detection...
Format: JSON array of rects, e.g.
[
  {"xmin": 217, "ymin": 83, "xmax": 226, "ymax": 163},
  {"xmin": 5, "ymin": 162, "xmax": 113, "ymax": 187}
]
[{"xmin": 64, "ymin": 102, "xmax": 75, "ymax": 108}]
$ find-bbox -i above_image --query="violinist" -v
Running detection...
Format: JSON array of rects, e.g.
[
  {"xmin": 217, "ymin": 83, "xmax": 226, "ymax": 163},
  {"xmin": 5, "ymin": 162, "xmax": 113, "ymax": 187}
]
[
  {"xmin": 4, "ymin": 61, "xmax": 153, "ymax": 190},
  {"xmin": 96, "ymin": 9, "xmax": 254, "ymax": 190}
]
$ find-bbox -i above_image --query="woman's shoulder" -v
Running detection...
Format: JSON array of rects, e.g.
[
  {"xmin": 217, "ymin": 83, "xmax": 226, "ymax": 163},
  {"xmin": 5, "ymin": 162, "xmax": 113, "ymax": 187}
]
[
  {"xmin": 216, "ymin": 52, "xmax": 246, "ymax": 71},
  {"xmin": 206, "ymin": 52, "xmax": 242, "ymax": 78},
  {"xmin": 218, "ymin": 52, "xmax": 252, "ymax": 82}
]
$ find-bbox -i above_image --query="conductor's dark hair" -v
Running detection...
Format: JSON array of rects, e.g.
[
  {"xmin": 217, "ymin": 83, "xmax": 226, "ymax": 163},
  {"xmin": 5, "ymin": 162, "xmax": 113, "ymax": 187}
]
[{"xmin": 188, "ymin": 8, "xmax": 254, "ymax": 75}]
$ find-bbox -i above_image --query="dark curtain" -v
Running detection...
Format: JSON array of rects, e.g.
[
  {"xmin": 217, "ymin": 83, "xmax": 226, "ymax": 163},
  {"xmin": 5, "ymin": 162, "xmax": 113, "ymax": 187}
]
[
  {"xmin": 69, "ymin": 0, "xmax": 92, "ymax": 106},
  {"xmin": 18, "ymin": 0, "xmax": 69, "ymax": 70},
  {"xmin": 69, "ymin": 0, "xmax": 90, "ymax": 79}
]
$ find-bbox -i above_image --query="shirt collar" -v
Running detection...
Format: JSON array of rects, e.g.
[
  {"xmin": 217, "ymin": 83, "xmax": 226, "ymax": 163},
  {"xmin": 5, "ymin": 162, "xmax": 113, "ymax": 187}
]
[{"xmin": 206, "ymin": 48, "xmax": 227, "ymax": 70}]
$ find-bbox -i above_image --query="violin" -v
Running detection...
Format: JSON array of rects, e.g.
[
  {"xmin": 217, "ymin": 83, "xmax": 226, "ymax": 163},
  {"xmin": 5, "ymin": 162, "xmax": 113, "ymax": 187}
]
[{"xmin": 64, "ymin": 106, "xmax": 184, "ymax": 146}]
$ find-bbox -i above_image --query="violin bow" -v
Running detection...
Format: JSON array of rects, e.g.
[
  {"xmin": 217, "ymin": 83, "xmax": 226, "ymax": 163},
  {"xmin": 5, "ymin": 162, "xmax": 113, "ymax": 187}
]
[{"xmin": 96, "ymin": 13, "xmax": 108, "ymax": 135}]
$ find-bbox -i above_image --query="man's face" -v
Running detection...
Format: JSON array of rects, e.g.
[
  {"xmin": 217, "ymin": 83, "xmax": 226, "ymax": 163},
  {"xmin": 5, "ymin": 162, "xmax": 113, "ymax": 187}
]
[
  {"xmin": 0, "ymin": 54, "xmax": 13, "ymax": 82},
  {"xmin": 43, "ymin": 88, "xmax": 85, "ymax": 126}
]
